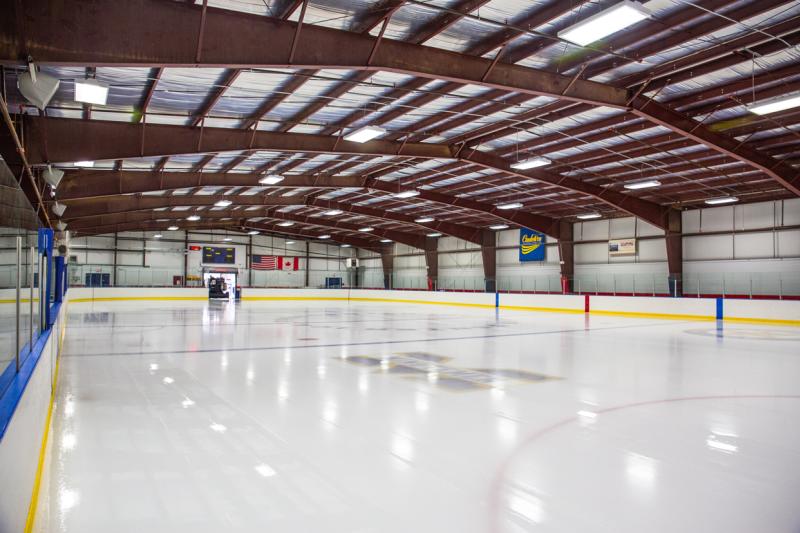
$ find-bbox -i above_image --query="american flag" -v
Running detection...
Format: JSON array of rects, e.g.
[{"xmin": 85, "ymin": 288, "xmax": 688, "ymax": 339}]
[{"xmin": 251, "ymin": 255, "xmax": 299, "ymax": 271}]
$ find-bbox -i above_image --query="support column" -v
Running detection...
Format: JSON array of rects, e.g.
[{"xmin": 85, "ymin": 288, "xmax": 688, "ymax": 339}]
[
  {"xmin": 304, "ymin": 241, "xmax": 310, "ymax": 288},
  {"xmin": 380, "ymin": 245, "xmax": 394, "ymax": 290},
  {"xmin": 558, "ymin": 220, "xmax": 574, "ymax": 294},
  {"xmin": 183, "ymin": 232, "xmax": 188, "ymax": 287},
  {"xmin": 113, "ymin": 232, "xmax": 118, "ymax": 286},
  {"xmin": 424, "ymin": 238, "xmax": 438, "ymax": 291},
  {"xmin": 247, "ymin": 234, "xmax": 253, "ymax": 287},
  {"xmin": 666, "ymin": 208, "xmax": 683, "ymax": 297},
  {"xmin": 480, "ymin": 230, "xmax": 496, "ymax": 293}
]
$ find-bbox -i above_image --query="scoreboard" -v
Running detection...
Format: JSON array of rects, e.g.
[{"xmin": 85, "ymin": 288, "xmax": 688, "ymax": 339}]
[{"xmin": 202, "ymin": 246, "xmax": 235, "ymax": 264}]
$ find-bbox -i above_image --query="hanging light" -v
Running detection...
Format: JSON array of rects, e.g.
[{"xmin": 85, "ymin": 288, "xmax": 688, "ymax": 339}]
[
  {"xmin": 17, "ymin": 64, "xmax": 60, "ymax": 110},
  {"xmin": 510, "ymin": 156, "xmax": 551, "ymax": 170},
  {"xmin": 259, "ymin": 175, "xmax": 284, "ymax": 185},
  {"xmin": 344, "ymin": 125, "xmax": 386, "ymax": 143},
  {"xmin": 42, "ymin": 166, "xmax": 65, "ymax": 188},
  {"xmin": 52, "ymin": 202, "xmax": 67, "ymax": 217},
  {"xmin": 496, "ymin": 202, "xmax": 523, "ymax": 210},
  {"xmin": 74, "ymin": 78, "xmax": 109, "ymax": 105},
  {"xmin": 704, "ymin": 197, "xmax": 738, "ymax": 205},
  {"xmin": 558, "ymin": 1, "xmax": 651, "ymax": 46}
]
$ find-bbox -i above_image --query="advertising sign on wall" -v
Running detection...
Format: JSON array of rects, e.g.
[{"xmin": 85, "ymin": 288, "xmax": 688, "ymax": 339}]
[
  {"xmin": 608, "ymin": 238, "xmax": 636, "ymax": 256},
  {"xmin": 519, "ymin": 228, "xmax": 546, "ymax": 262}
]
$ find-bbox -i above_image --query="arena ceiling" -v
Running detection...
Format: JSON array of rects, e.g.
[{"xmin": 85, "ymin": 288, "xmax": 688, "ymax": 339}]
[{"xmin": 0, "ymin": 0, "xmax": 799, "ymax": 250}]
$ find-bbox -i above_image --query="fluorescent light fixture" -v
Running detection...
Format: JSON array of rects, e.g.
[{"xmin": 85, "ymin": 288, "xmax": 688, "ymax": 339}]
[
  {"xmin": 286, "ymin": 241, "xmax": 295, "ymax": 245},
  {"xmin": 394, "ymin": 190, "xmax": 420, "ymax": 199},
  {"xmin": 73, "ymin": 160, "xmax": 94, "ymax": 168},
  {"xmin": 748, "ymin": 93, "xmax": 800, "ymax": 115},
  {"xmin": 577, "ymin": 213, "xmax": 601, "ymax": 220},
  {"xmin": 153, "ymin": 234, "xmax": 163, "ymax": 238},
  {"xmin": 214, "ymin": 199, "xmax": 232, "ymax": 207},
  {"xmin": 223, "ymin": 237, "xmax": 232, "ymax": 242},
  {"xmin": 510, "ymin": 156, "xmax": 551, "ymax": 170},
  {"xmin": 277, "ymin": 221, "xmax": 294, "ymax": 227},
  {"xmin": 427, "ymin": 232, "xmax": 442, "ymax": 238},
  {"xmin": 624, "ymin": 179, "xmax": 661, "ymax": 190},
  {"xmin": 489, "ymin": 224, "xmax": 509, "ymax": 230},
  {"xmin": 358, "ymin": 227, "xmax": 374, "ymax": 232},
  {"xmin": 43, "ymin": 166, "xmax": 64, "ymax": 188},
  {"xmin": 704, "ymin": 196, "xmax": 738, "ymax": 205},
  {"xmin": 318, "ymin": 234, "xmax": 331, "ymax": 239},
  {"xmin": 380, "ymin": 239, "xmax": 392, "ymax": 243},
  {"xmin": 414, "ymin": 217, "xmax": 435, "ymax": 223},
  {"xmin": 186, "ymin": 215, "xmax": 201, "ymax": 221},
  {"xmin": 558, "ymin": 0, "xmax": 651, "ymax": 46},
  {"xmin": 52, "ymin": 202, "xmax": 67, "ymax": 217},
  {"xmin": 323, "ymin": 209, "xmax": 343, "ymax": 216},
  {"xmin": 248, "ymin": 230, "xmax": 259, "ymax": 235},
  {"xmin": 341, "ymin": 244, "xmax": 351, "ymax": 248},
  {"xmin": 259, "ymin": 175, "xmax": 284, "ymax": 185},
  {"xmin": 74, "ymin": 78, "xmax": 109, "ymax": 105},
  {"xmin": 167, "ymin": 226, "xmax": 179, "ymax": 231},
  {"xmin": 344, "ymin": 125, "xmax": 386, "ymax": 143},
  {"xmin": 17, "ymin": 67, "xmax": 60, "ymax": 110},
  {"xmin": 497, "ymin": 202, "xmax": 523, "ymax": 210}
]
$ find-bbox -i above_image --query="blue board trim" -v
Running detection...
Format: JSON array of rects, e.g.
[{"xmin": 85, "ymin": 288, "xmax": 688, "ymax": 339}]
[
  {"xmin": 0, "ymin": 302, "xmax": 61, "ymax": 441},
  {"xmin": 716, "ymin": 298, "xmax": 724, "ymax": 320}
]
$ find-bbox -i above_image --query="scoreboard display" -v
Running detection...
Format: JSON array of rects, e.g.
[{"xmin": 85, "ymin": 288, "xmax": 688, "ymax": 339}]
[{"xmin": 202, "ymin": 246, "xmax": 235, "ymax": 264}]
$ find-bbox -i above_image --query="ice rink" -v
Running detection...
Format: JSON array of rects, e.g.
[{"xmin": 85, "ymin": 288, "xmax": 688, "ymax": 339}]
[{"xmin": 34, "ymin": 300, "xmax": 800, "ymax": 533}]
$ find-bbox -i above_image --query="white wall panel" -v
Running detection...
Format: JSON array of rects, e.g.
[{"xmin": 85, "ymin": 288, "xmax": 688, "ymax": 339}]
[
  {"xmin": 684, "ymin": 234, "xmax": 733, "ymax": 261},
  {"xmin": 609, "ymin": 217, "xmax": 635, "ymax": 239},
  {"xmin": 733, "ymin": 232, "xmax": 774, "ymax": 259}
]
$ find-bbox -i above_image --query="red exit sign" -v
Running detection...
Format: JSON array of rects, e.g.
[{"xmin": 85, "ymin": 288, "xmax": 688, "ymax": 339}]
[{"xmin": 188, "ymin": 245, "xmax": 201, "ymax": 251}]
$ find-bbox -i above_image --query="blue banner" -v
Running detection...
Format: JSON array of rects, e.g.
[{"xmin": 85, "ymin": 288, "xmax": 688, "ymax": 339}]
[{"xmin": 519, "ymin": 228, "xmax": 545, "ymax": 262}]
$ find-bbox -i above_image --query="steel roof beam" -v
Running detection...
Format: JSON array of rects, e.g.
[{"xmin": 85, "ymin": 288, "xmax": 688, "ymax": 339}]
[
  {"xmin": 56, "ymin": 170, "xmax": 369, "ymax": 201},
  {"xmin": 1, "ymin": 0, "xmax": 629, "ymax": 108}
]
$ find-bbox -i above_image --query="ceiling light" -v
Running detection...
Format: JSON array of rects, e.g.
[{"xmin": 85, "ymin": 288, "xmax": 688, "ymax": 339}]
[
  {"xmin": 705, "ymin": 196, "xmax": 739, "ymax": 205},
  {"xmin": 624, "ymin": 179, "xmax": 661, "ymax": 190},
  {"xmin": 42, "ymin": 165, "xmax": 64, "ymax": 188},
  {"xmin": 489, "ymin": 224, "xmax": 509, "ymax": 230},
  {"xmin": 414, "ymin": 217, "xmax": 434, "ymax": 223},
  {"xmin": 497, "ymin": 202, "xmax": 523, "ymax": 210},
  {"xmin": 577, "ymin": 213, "xmax": 601, "ymax": 220},
  {"xmin": 427, "ymin": 232, "xmax": 442, "ymax": 237},
  {"xmin": 153, "ymin": 234, "xmax": 163, "ymax": 239},
  {"xmin": 341, "ymin": 244, "xmax": 351, "ymax": 248},
  {"xmin": 286, "ymin": 241, "xmax": 295, "ymax": 245},
  {"xmin": 558, "ymin": 0, "xmax": 651, "ymax": 46},
  {"xmin": 394, "ymin": 190, "xmax": 420, "ymax": 199},
  {"xmin": 323, "ymin": 209, "xmax": 343, "ymax": 216},
  {"xmin": 748, "ymin": 94, "xmax": 800, "ymax": 115},
  {"xmin": 344, "ymin": 125, "xmax": 386, "ymax": 143},
  {"xmin": 17, "ymin": 66, "xmax": 60, "ymax": 110},
  {"xmin": 74, "ymin": 78, "xmax": 109, "ymax": 105},
  {"xmin": 73, "ymin": 161, "xmax": 94, "ymax": 168},
  {"xmin": 358, "ymin": 227, "xmax": 374, "ymax": 232},
  {"xmin": 510, "ymin": 156, "xmax": 551, "ymax": 170},
  {"xmin": 380, "ymin": 239, "xmax": 392, "ymax": 243},
  {"xmin": 277, "ymin": 221, "xmax": 294, "ymax": 227},
  {"xmin": 186, "ymin": 215, "xmax": 201, "ymax": 221},
  {"xmin": 214, "ymin": 199, "xmax": 233, "ymax": 207},
  {"xmin": 52, "ymin": 202, "xmax": 67, "ymax": 217},
  {"xmin": 56, "ymin": 221, "xmax": 67, "ymax": 232},
  {"xmin": 168, "ymin": 226, "xmax": 179, "ymax": 231},
  {"xmin": 248, "ymin": 230, "xmax": 259, "ymax": 235},
  {"xmin": 223, "ymin": 237, "xmax": 232, "ymax": 241},
  {"xmin": 259, "ymin": 175, "xmax": 284, "ymax": 185},
  {"xmin": 319, "ymin": 234, "xmax": 331, "ymax": 239}
]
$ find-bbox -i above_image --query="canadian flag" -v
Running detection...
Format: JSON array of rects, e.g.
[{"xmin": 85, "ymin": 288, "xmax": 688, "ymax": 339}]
[{"xmin": 281, "ymin": 256, "xmax": 299, "ymax": 271}]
